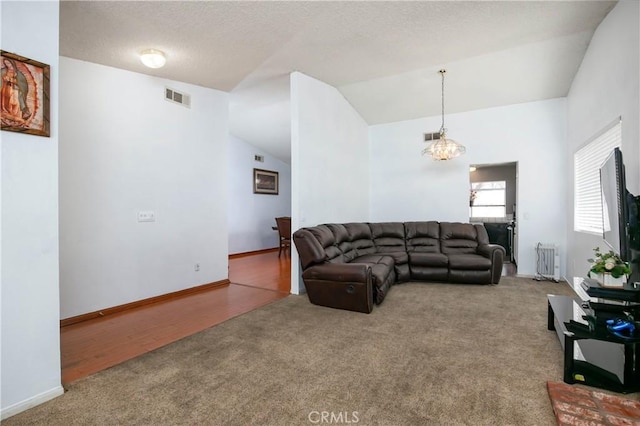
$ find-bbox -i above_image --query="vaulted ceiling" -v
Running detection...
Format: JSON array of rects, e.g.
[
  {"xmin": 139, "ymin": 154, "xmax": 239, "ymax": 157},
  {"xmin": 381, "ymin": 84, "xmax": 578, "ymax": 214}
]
[{"xmin": 60, "ymin": 1, "xmax": 617, "ymax": 163}]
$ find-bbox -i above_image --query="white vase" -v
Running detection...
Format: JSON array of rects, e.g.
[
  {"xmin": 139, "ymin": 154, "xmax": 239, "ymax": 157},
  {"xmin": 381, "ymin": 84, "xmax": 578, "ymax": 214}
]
[{"xmin": 592, "ymin": 272, "xmax": 626, "ymax": 288}]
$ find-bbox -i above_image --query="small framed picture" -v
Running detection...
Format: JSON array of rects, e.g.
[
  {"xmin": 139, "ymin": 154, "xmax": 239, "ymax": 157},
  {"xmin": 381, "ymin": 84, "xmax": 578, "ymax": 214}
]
[
  {"xmin": 253, "ymin": 168, "xmax": 279, "ymax": 195},
  {"xmin": 1, "ymin": 50, "xmax": 50, "ymax": 137}
]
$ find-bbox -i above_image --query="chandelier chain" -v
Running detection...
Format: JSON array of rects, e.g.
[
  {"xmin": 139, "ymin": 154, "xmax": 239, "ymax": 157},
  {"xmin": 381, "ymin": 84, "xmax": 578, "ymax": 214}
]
[
  {"xmin": 440, "ymin": 69, "xmax": 445, "ymax": 133},
  {"xmin": 422, "ymin": 68, "xmax": 465, "ymax": 161}
]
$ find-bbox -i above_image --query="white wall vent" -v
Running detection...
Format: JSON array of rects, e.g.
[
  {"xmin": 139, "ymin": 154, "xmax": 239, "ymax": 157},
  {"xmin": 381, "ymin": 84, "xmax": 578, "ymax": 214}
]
[
  {"xmin": 165, "ymin": 87, "xmax": 191, "ymax": 108},
  {"xmin": 535, "ymin": 243, "xmax": 560, "ymax": 282},
  {"xmin": 254, "ymin": 155, "xmax": 264, "ymax": 163}
]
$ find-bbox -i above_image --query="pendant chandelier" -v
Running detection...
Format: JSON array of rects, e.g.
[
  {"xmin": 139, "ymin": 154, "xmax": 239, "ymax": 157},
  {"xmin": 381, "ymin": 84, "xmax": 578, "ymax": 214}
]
[{"xmin": 422, "ymin": 69, "xmax": 466, "ymax": 161}]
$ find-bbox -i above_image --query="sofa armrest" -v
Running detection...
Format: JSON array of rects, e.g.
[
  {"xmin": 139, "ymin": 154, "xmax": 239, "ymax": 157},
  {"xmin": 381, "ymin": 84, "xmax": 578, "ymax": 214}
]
[
  {"xmin": 302, "ymin": 263, "xmax": 371, "ymax": 283},
  {"xmin": 477, "ymin": 244, "xmax": 505, "ymax": 258},
  {"xmin": 477, "ymin": 244, "xmax": 506, "ymax": 284}
]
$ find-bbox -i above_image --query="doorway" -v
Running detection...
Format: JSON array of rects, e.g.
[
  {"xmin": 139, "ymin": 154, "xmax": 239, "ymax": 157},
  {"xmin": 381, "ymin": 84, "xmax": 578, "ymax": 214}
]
[{"xmin": 469, "ymin": 162, "xmax": 518, "ymax": 274}]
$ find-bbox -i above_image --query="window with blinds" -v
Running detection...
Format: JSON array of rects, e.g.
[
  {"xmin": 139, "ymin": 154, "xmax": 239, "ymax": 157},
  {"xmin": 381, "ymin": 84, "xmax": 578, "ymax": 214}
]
[{"xmin": 574, "ymin": 119, "xmax": 622, "ymax": 234}]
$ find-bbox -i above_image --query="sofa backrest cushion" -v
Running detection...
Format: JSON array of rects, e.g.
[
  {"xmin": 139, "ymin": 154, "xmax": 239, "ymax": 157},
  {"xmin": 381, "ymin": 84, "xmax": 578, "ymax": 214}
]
[
  {"xmin": 405, "ymin": 221, "xmax": 440, "ymax": 253},
  {"xmin": 307, "ymin": 225, "xmax": 345, "ymax": 264},
  {"xmin": 326, "ymin": 223, "xmax": 356, "ymax": 262},
  {"xmin": 292, "ymin": 228, "xmax": 327, "ymax": 269},
  {"xmin": 370, "ymin": 222, "xmax": 406, "ymax": 254},
  {"xmin": 344, "ymin": 223, "xmax": 376, "ymax": 256},
  {"xmin": 473, "ymin": 224, "xmax": 490, "ymax": 245},
  {"xmin": 440, "ymin": 222, "xmax": 480, "ymax": 254}
]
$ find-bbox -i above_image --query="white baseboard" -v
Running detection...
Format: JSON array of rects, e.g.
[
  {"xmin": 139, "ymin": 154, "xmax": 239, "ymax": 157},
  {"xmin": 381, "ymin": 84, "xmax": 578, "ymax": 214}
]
[{"xmin": 1, "ymin": 385, "xmax": 64, "ymax": 420}]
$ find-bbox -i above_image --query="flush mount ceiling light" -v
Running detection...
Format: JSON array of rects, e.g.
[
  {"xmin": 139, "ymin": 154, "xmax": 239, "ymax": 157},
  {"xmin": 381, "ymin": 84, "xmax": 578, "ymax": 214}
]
[
  {"xmin": 140, "ymin": 49, "xmax": 166, "ymax": 69},
  {"xmin": 422, "ymin": 69, "xmax": 466, "ymax": 161}
]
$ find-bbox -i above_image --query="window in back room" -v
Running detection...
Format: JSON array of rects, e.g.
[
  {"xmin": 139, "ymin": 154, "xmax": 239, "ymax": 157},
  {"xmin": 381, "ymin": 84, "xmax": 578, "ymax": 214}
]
[{"xmin": 470, "ymin": 181, "xmax": 506, "ymax": 218}]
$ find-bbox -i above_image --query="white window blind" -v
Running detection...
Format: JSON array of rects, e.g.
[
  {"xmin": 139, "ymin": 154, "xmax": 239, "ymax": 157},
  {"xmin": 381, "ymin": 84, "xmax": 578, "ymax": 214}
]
[{"xmin": 574, "ymin": 120, "xmax": 622, "ymax": 234}]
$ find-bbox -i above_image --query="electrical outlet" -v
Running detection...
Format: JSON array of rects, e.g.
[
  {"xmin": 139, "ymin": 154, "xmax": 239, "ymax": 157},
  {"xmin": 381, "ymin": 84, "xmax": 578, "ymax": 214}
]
[
  {"xmin": 194, "ymin": 263, "xmax": 200, "ymax": 272},
  {"xmin": 137, "ymin": 211, "xmax": 156, "ymax": 222}
]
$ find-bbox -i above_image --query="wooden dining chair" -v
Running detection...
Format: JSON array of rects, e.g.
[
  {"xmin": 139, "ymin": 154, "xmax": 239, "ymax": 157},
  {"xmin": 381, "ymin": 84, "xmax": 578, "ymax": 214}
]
[{"xmin": 275, "ymin": 217, "xmax": 291, "ymax": 257}]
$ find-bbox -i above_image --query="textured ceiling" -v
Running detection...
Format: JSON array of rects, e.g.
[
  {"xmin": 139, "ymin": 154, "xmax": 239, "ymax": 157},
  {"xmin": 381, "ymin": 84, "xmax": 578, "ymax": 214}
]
[{"xmin": 60, "ymin": 1, "xmax": 617, "ymax": 163}]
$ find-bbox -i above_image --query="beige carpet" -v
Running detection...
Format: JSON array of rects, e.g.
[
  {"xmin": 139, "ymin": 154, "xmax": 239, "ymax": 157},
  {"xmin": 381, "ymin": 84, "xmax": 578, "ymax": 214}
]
[{"xmin": 6, "ymin": 277, "xmax": 578, "ymax": 425}]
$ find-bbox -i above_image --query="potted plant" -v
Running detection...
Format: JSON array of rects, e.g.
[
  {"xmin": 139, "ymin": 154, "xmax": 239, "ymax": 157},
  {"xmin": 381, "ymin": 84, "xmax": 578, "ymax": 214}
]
[{"xmin": 587, "ymin": 247, "xmax": 631, "ymax": 287}]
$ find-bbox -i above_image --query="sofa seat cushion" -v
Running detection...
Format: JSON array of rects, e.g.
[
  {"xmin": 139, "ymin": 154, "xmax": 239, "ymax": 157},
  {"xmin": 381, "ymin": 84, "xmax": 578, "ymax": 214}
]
[
  {"xmin": 352, "ymin": 254, "xmax": 395, "ymax": 268},
  {"xmin": 376, "ymin": 251, "xmax": 408, "ymax": 265},
  {"xmin": 350, "ymin": 255, "xmax": 395, "ymax": 285},
  {"xmin": 409, "ymin": 252, "xmax": 448, "ymax": 267},
  {"xmin": 448, "ymin": 254, "xmax": 492, "ymax": 270}
]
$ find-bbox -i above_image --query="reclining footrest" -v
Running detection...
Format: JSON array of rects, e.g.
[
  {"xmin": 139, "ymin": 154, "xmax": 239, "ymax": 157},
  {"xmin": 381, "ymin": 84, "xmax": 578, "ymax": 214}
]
[{"xmin": 302, "ymin": 263, "xmax": 374, "ymax": 313}]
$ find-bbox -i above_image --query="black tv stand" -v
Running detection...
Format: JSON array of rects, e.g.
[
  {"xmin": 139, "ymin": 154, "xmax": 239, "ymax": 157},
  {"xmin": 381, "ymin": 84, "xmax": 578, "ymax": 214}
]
[{"xmin": 547, "ymin": 293, "xmax": 640, "ymax": 393}]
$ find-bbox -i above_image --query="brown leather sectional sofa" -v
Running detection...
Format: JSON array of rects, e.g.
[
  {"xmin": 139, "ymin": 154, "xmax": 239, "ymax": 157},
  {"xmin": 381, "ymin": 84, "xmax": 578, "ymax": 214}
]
[{"xmin": 293, "ymin": 221, "xmax": 506, "ymax": 313}]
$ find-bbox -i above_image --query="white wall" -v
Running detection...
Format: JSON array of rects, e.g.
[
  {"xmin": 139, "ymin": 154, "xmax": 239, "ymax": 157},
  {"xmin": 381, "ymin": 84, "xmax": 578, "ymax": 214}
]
[
  {"xmin": 1, "ymin": 1, "xmax": 63, "ymax": 418},
  {"xmin": 566, "ymin": 1, "xmax": 639, "ymax": 281},
  {"xmin": 290, "ymin": 72, "xmax": 370, "ymax": 293},
  {"xmin": 59, "ymin": 57, "xmax": 229, "ymax": 319},
  {"xmin": 228, "ymin": 135, "xmax": 291, "ymax": 254},
  {"xmin": 370, "ymin": 99, "xmax": 568, "ymax": 277}
]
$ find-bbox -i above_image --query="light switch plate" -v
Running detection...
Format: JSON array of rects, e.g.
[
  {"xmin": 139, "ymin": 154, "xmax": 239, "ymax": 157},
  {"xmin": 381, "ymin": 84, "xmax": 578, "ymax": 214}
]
[{"xmin": 137, "ymin": 211, "xmax": 156, "ymax": 222}]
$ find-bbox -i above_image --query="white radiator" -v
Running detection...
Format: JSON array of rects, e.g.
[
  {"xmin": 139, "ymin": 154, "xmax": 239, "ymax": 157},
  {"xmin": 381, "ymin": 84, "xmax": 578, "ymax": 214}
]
[{"xmin": 535, "ymin": 243, "xmax": 560, "ymax": 282}]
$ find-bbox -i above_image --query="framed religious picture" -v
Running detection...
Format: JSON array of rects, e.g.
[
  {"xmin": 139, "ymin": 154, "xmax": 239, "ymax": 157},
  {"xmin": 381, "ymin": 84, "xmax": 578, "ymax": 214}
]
[
  {"xmin": 253, "ymin": 168, "xmax": 279, "ymax": 195},
  {"xmin": 1, "ymin": 50, "xmax": 50, "ymax": 137}
]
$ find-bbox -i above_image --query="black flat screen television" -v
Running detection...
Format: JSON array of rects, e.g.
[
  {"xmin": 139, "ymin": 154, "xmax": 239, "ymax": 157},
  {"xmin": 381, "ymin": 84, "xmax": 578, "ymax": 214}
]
[{"xmin": 600, "ymin": 147, "xmax": 629, "ymax": 261}]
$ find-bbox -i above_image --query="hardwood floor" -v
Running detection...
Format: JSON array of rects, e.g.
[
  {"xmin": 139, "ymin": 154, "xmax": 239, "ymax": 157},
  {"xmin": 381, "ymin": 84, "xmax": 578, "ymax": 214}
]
[
  {"xmin": 229, "ymin": 249, "xmax": 291, "ymax": 293},
  {"xmin": 61, "ymin": 252, "xmax": 291, "ymax": 385}
]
